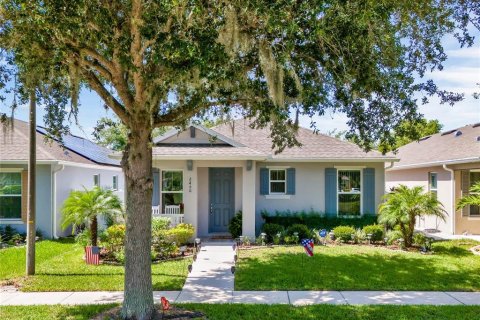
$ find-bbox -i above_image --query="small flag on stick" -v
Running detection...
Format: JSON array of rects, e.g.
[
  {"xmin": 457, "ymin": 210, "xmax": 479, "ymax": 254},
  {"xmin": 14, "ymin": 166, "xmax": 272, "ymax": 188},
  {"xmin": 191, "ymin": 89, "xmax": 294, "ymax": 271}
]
[
  {"xmin": 161, "ymin": 297, "xmax": 170, "ymax": 311},
  {"xmin": 301, "ymin": 239, "xmax": 314, "ymax": 257},
  {"xmin": 85, "ymin": 246, "xmax": 100, "ymax": 265}
]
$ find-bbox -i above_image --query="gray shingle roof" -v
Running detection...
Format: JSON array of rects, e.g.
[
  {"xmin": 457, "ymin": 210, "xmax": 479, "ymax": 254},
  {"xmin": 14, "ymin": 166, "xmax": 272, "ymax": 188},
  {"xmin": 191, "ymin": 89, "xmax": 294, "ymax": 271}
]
[
  {"xmin": 0, "ymin": 119, "xmax": 119, "ymax": 166},
  {"xmin": 389, "ymin": 123, "xmax": 480, "ymax": 169},
  {"xmin": 152, "ymin": 118, "xmax": 395, "ymax": 161}
]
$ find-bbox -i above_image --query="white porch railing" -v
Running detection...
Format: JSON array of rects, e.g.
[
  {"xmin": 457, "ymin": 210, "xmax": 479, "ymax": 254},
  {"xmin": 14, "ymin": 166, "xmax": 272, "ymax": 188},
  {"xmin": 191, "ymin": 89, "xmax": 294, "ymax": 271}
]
[{"xmin": 152, "ymin": 206, "xmax": 184, "ymax": 227}]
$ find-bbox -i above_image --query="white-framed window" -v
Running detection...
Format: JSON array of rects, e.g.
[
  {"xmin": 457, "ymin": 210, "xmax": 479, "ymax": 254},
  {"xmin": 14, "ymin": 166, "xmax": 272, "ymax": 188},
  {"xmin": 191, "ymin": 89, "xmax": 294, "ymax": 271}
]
[
  {"xmin": 0, "ymin": 171, "xmax": 22, "ymax": 219},
  {"xmin": 470, "ymin": 170, "xmax": 480, "ymax": 216},
  {"xmin": 269, "ymin": 169, "xmax": 286, "ymax": 194},
  {"xmin": 93, "ymin": 174, "xmax": 100, "ymax": 187},
  {"xmin": 112, "ymin": 175, "xmax": 119, "ymax": 191},
  {"xmin": 161, "ymin": 170, "xmax": 183, "ymax": 214},
  {"xmin": 429, "ymin": 172, "xmax": 438, "ymax": 198},
  {"xmin": 337, "ymin": 169, "xmax": 362, "ymax": 216}
]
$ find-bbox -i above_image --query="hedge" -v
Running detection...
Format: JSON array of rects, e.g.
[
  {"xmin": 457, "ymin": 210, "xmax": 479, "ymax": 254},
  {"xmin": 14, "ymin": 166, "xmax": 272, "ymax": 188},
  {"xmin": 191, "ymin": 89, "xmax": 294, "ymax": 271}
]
[{"xmin": 261, "ymin": 210, "xmax": 378, "ymax": 231}]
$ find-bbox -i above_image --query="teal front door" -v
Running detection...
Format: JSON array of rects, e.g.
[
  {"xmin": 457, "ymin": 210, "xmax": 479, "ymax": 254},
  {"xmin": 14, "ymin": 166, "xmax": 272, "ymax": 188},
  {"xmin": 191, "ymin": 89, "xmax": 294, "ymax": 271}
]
[{"xmin": 209, "ymin": 168, "xmax": 235, "ymax": 233}]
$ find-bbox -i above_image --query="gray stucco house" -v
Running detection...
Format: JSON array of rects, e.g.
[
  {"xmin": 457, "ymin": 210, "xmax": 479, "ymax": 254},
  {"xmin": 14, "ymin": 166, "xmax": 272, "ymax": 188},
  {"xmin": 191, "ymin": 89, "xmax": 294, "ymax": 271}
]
[
  {"xmin": 149, "ymin": 119, "xmax": 397, "ymax": 238},
  {"xmin": 0, "ymin": 119, "xmax": 124, "ymax": 239}
]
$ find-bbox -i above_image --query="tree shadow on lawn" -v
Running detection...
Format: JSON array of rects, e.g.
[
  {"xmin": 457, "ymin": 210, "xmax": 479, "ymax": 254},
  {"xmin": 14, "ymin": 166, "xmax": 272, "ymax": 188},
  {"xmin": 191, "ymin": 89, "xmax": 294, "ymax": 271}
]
[{"xmin": 235, "ymin": 248, "xmax": 480, "ymax": 291}]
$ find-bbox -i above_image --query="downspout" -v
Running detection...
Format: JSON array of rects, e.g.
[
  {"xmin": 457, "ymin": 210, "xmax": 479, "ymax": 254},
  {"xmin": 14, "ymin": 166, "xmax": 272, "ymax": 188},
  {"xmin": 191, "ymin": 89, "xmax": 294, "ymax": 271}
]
[
  {"xmin": 51, "ymin": 164, "xmax": 65, "ymax": 239},
  {"xmin": 443, "ymin": 164, "xmax": 455, "ymax": 235},
  {"xmin": 385, "ymin": 161, "xmax": 395, "ymax": 170}
]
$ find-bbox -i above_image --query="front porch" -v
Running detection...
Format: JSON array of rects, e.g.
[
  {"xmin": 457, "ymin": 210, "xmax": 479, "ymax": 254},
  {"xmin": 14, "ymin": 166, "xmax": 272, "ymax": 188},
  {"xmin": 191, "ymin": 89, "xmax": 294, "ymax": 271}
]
[{"xmin": 151, "ymin": 159, "xmax": 257, "ymax": 238}]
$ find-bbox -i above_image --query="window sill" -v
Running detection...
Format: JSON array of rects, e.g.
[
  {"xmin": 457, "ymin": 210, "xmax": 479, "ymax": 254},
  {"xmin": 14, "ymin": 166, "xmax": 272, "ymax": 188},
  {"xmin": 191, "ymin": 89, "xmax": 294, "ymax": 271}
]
[
  {"xmin": 265, "ymin": 194, "xmax": 291, "ymax": 200},
  {"xmin": 0, "ymin": 219, "xmax": 24, "ymax": 224}
]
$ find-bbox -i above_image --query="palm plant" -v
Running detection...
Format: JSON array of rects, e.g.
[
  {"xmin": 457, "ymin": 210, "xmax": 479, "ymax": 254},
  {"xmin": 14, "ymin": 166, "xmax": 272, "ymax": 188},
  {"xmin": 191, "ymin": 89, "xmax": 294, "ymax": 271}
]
[
  {"xmin": 378, "ymin": 185, "xmax": 446, "ymax": 247},
  {"xmin": 456, "ymin": 181, "xmax": 480, "ymax": 212},
  {"xmin": 61, "ymin": 186, "xmax": 123, "ymax": 246}
]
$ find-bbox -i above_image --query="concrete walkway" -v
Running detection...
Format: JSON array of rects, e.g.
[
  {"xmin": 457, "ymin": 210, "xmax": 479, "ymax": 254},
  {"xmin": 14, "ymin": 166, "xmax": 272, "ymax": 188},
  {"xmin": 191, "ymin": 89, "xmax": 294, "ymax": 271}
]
[
  {"xmin": 2, "ymin": 241, "xmax": 480, "ymax": 306},
  {"xmin": 2, "ymin": 290, "xmax": 480, "ymax": 306}
]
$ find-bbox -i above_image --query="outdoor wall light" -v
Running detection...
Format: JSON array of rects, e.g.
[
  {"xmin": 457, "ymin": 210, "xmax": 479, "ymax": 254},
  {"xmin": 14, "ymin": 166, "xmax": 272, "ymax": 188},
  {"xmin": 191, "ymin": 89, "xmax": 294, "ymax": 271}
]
[
  {"xmin": 186, "ymin": 160, "xmax": 193, "ymax": 171},
  {"xmin": 246, "ymin": 160, "xmax": 253, "ymax": 171},
  {"xmin": 231, "ymin": 266, "xmax": 236, "ymax": 274}
]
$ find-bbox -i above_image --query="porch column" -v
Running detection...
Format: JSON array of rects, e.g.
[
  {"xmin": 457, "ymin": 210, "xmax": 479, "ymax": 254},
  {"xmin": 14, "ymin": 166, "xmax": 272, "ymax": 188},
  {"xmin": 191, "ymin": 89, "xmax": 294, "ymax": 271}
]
[
  {"xmin": 242, "ymin": 160, "xmax": 256, "ymax": 238},
  {"xmin": 183, "ymin": 162, "xmax": 198, "ymax": 238}
]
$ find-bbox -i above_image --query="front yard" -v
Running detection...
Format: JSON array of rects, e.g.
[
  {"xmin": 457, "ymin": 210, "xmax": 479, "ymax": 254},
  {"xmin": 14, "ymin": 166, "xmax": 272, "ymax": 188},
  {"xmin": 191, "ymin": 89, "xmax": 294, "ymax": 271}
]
[
  {"xmin": 0, "ymin": 238, "xmax": 190, "ymax": 291},
  {"xmin": 235, "ymin": 239, "xmax": 480, "ymax": 291},
  {"xmin": 2, "ymin": 304, "xmax": 480, "ymax": 320}
]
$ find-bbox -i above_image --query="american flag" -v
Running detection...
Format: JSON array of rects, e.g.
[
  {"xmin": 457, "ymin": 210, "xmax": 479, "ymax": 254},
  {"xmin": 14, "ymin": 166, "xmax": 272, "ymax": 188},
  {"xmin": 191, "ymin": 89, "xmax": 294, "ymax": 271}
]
[
  {"xmin": 301, "ymin": 239, "xmax": 314, "ymax": 257},
  {"xmin": 85, "ymin": 246, "xmax": 100, "ymax": 265}
]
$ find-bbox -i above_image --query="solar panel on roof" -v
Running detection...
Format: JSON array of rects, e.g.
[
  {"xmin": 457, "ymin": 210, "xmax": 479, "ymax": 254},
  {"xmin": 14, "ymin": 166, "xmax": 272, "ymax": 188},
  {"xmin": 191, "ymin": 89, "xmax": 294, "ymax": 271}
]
[{"xmin": 36, "ymin": 126, "xmax": 120, "ymax": 166}]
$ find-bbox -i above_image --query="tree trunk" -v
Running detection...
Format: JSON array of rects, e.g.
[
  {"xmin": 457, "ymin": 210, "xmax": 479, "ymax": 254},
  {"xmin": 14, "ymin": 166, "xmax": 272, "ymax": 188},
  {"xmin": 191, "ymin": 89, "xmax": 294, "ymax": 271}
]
[
  {"xmin": 121, "ymin": 124, "xmax": 155, "ymax": 320},
  {"xmin": 26, "ymin": 88, "xmax": 36, "ymax": 276},
  {"xmin": 90, "ymin": 215, "xmax": 98, "ymax": 247}
]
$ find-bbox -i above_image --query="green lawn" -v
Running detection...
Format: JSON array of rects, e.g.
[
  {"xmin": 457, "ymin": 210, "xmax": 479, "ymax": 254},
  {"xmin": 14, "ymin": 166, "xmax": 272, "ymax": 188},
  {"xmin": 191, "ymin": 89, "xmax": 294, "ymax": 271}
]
[
  {"xmin": 235, "ymin": 240, "xmax": 480, "ymax": 291},
  {"xmin": 0, "ymin": 238, "xmax": 190, "ymax": 291},
  {"xmin": 2, "ymin": 304, "xmax": 480, "ymax": 320}
]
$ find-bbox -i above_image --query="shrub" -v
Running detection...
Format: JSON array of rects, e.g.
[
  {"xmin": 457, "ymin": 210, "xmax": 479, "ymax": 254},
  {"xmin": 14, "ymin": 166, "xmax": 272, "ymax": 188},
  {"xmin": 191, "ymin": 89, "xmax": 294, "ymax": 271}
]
[
  {"xmin": 113, "ymin": 249, "xmax": 125, "ymax": 263},
  {"xmin": 167, "ymin": 223, "xmax": 194, "ymax": 245},
  {"xmin": 362, "ymin": 224, "xmax": 384, "ymax": 242},
  {"xmin": 74, "ymin": 229, "xmax": 92, "ymax": 247},
  {"xmin": 261, "ymin": 223, "xmax": 284, "ymax": 243},
  {"xmin": 352, "ymin": 228, "xmax": 366, "ymax": 244},
  {"xmin": 386, "ymin": 229, "xmax": 403, "ymax": 245},
  {"xmin": 228, "ymin": 211, "xmax": 242, "ymax": 238},
  {"xmin": 283, "ymin": 235, "xmax": 297, "ymax": 245},
  {"xmin": 101, "ymin": 224, "xmax": 125, "ymax": 253},
  {"xmin": 413, "ymin": 232, "xmax": 427, "ymax": 247},
  {"xmin": 333, "ymin": 226, "xmax": 355, "ymax": 242},
  {"xmin": 152, "ymin": 217, "xmax": 171, "ymax": 234},
  {"xmin": 286, "ymin": 224, "xmax": 313, "ymax": 240}
]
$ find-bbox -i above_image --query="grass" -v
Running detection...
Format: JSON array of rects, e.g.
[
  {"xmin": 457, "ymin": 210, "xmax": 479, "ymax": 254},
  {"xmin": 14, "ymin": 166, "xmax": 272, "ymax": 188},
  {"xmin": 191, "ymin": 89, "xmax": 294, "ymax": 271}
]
[
  {"xmin": 2, "ymin": 304, "xmax": 480, "ymax": 320},
  {"xmin": 0, "ymin": 238, "xmax": 190, "ymax": 291},
  {"xmin": 235, "ymin": 239, "xmax": 480, "ymax": 291}
]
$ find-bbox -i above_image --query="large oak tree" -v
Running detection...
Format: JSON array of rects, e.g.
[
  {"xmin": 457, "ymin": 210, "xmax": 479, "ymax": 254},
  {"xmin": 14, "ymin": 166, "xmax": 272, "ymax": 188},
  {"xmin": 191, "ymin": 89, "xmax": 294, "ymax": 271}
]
[{"xmin": 1, "ymin": 1, "xmax": 478, "ymax": 319}]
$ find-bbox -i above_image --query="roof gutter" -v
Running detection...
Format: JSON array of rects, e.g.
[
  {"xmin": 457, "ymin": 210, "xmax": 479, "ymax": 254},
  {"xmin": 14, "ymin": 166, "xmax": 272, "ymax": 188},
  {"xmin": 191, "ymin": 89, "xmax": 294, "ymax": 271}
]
[
  {"xmin": 443, "ymin": 164, "xmax": 455, "ymax": 235},
  {"xmin": 388, "ymin": 157, "xmax": 480, "ymax": 171}
]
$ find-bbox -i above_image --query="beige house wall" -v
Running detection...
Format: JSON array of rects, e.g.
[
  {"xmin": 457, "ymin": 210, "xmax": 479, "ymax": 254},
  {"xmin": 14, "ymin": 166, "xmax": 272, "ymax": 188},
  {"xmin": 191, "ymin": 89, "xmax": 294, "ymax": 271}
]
[{"xmin": 386, "ymin": 161, "xmax": 480, "ymax": 235}]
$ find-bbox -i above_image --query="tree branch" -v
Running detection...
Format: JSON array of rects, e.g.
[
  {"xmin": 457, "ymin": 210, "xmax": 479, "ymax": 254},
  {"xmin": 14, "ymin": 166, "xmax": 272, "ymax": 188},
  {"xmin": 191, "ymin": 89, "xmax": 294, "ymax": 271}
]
[
  {"xmin": 81, "ymin": 69, "xmax": 130, "ymax": 125},
  {"xmin": 130, "ymin": 0, "xmax": 145, "ymax": 103}
]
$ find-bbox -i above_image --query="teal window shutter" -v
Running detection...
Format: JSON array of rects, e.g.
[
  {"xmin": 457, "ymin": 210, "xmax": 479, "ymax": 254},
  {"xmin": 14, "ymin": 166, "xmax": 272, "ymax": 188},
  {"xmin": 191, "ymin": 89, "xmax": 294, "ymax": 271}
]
[
  {"xmin": 286, "ymin": 168, "xmax": 296, "ymax": 195},
  {"xmin": 362, "ymin": 168, "xmax": 375, "ymax": 215},
  {"xmin": 325, "ymin": 168, "xmax": 337, "ymax": 216},
  {"xmin": 260, "ymin": 168, "xmax": 269, "ymax": 195},
  {"xmin": 152, "ymin": 170, "xmax": 160, "ymax": 206}
]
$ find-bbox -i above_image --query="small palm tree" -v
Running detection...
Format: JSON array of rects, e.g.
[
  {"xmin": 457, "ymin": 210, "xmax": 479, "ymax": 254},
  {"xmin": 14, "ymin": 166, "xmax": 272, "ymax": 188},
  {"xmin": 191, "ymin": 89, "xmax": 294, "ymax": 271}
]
[
  {"xmin": 457, "ymin": 181, "xmax": 480, "ymax": 211},
  {"xmin": 61, "ymin": 186, "xmax": 123, "ymax": 246},
  {"xmin": 378, "ymin": 185, "xmax": 446, "ymax": 247}
]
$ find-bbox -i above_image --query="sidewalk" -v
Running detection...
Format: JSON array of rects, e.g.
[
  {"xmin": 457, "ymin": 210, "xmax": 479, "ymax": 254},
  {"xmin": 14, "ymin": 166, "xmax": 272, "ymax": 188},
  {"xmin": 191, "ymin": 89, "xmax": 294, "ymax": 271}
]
[{"xmin": 2, "ymin": 290, "xmax": 480, "ymax": 306}]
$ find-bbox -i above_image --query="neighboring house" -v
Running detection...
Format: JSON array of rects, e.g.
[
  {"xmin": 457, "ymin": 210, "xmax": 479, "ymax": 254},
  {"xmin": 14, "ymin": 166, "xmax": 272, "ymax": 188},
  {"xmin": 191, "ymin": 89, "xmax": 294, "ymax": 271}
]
[
  {"xmin": 150, "ymin": 118, "xmax": 397, "ymax": 238},
  {"xmin": 0, "ymin": 119, "xmax": 124, "ymax": 239},
  {"xmin": 386, "ymin": 123, "xmax": 480, "ymax": 235}
]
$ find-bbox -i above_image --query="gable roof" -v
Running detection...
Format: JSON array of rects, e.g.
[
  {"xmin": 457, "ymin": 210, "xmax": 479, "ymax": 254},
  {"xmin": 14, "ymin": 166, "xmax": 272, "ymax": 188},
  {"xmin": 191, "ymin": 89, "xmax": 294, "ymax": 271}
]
[
  {"xmin": 152, "ymin": 118, "xmax": 396, "ymax": 162},
  {"xmin": 0, "ymin": 119, "xmax": 120, "ymax": 167},
  {"xmin": 388, "ymin": 123, "xmax": 480, "ymax": 170}
]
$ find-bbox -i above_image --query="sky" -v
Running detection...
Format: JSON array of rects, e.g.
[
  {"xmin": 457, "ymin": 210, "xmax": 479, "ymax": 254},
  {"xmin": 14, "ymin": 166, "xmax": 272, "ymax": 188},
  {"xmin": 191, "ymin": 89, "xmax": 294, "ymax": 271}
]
[{"xmin": 4, "ymin": 34, "xmax": 480, "ymax": 140}]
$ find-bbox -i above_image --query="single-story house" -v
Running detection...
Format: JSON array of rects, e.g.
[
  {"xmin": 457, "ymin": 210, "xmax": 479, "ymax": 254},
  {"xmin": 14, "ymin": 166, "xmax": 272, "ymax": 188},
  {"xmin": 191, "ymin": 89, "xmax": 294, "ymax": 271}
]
[
  {"xmin": 386, "ymin": 123, "xmax": 480, "ymax": 235},
  {"xmin": 0, "ymin": 119, "xmax": 125, "ymax": 239},
  {"xmin": 150, "ymin": 119, "xmax": 397, "ymax": 238}
]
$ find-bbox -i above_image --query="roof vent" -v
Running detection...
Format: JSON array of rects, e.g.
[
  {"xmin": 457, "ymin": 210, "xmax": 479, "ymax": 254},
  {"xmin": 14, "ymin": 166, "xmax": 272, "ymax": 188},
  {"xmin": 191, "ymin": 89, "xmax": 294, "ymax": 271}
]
[
  {"xmin": 441, "ymin": 129, "xmax": 456, "ymax": 136},
  {"xmin": 473, "ymin": 123, "xmax": 480, "ymax": 128},
  {"xmin": 455, "ymin": 131, "xmax": 462, "ymax": 137},
  {"xmin": 419, "ymin": 135, "xmax": 431, "ymax": 141},
  {"xmin": 477, "ymin": 136, "xmax": 480, "ymax": 142}
]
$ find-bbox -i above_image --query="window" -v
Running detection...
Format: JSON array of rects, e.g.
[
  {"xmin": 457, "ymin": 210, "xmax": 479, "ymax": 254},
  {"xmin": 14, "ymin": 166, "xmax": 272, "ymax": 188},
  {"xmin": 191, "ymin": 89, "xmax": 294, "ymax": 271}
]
[
  {"xmin": 429, "ymin": 172, "xmax": 438, "ymax": 198},
  {"xmin": 270, "ymin": 169, "xmax": 286, "ymax": 194},
  {"xmin": 338, "ymin": 170, "xmax": 361, "ymax": 216},
  {"xmin": 0, "ymin": 172, "xmax": 22, "ymax": 219},
  {"xmin": 161, "ymin": 170, "xmax": 183, "ymax": 214},
  {"xmin": 93, "ymin": 174, "xmax": 100, "ymax": 187},
  {"xmin": 470, "ymin": 171, "xmax": 480, "ymax": 216},
  {"xmin": 112, "ymin": 175, "xmax": 118, "ymax": 191}
]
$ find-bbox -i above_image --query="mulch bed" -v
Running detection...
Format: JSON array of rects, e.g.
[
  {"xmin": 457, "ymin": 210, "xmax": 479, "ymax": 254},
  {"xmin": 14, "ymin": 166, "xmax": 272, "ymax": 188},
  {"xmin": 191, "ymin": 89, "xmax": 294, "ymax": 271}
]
[{"xmin": 91, "ymin": 305, "xmax": 206, "ymax": 320}]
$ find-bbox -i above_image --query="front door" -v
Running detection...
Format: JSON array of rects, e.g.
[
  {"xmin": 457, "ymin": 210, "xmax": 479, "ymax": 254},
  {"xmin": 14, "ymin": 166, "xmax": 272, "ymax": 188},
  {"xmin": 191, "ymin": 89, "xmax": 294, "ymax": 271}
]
[{"xmin": 209, "ymin": 168, "xmax": 235, "ymax": 233}]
